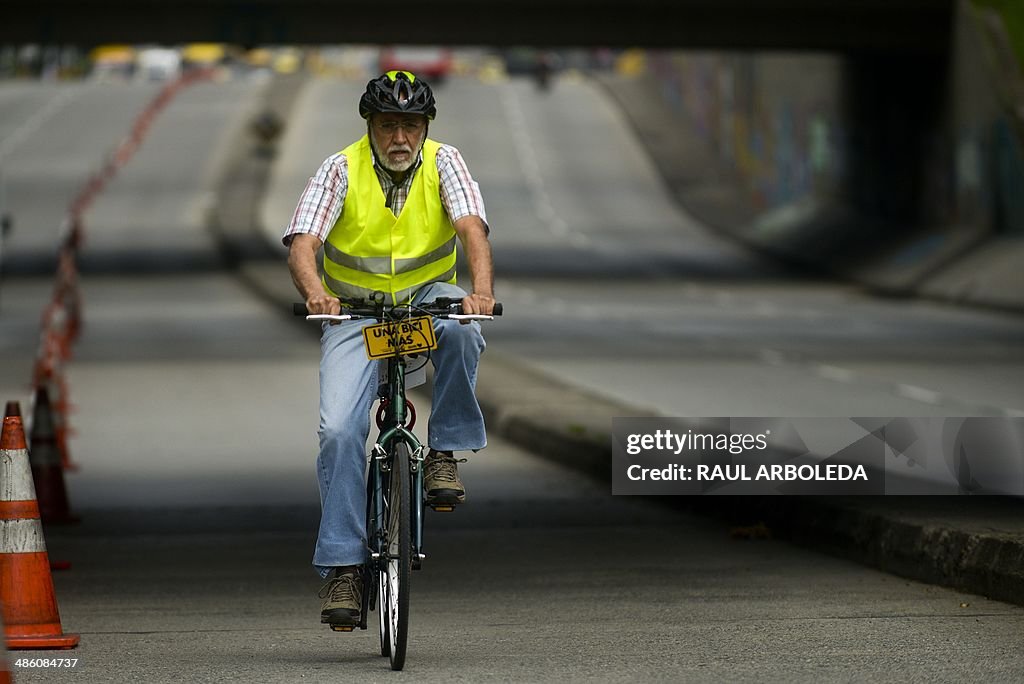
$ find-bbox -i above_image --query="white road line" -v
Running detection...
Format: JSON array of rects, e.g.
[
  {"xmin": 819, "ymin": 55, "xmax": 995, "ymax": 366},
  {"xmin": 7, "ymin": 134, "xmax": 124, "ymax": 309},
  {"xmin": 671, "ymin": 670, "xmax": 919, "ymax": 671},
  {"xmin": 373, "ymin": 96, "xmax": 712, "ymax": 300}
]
[
  {"xmin": 499, "ymin": 84, "xmax": 581, "ymax": 244},
  {"xmin": 765, "ymin": 353, "xmax": 1017, "ymax": 415},
  {"xmin": 0, "ymin": 87, "xmax": 80, "ymax": 163},
  {"xmin": 816, "ymin": 365, "xmax": 857, "ymax": 383},
  {"xmin": 896, "ymin": 384, "xmax": 942, "ymax": 405}
]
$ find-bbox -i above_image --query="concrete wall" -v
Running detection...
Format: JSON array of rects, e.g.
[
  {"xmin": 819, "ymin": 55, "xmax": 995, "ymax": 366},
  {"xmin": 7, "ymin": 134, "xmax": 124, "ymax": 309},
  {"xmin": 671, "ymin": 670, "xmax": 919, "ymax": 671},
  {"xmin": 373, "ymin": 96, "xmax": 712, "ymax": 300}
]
[
  {"xmin": 918, "ymin": 1, "xmax": 1024, "ymax": 308},
  {"xmin": 599, "ymin": 0, "xmax": 1024, "ymax": 310}
]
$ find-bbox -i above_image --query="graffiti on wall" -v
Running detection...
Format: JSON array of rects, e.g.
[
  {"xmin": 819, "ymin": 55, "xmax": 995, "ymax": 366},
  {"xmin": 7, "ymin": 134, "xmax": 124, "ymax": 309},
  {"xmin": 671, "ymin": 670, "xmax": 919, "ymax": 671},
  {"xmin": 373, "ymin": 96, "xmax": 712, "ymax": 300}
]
[{"xmin": 648, "ymin": 51, "xmax": 845, "ymax": 216}]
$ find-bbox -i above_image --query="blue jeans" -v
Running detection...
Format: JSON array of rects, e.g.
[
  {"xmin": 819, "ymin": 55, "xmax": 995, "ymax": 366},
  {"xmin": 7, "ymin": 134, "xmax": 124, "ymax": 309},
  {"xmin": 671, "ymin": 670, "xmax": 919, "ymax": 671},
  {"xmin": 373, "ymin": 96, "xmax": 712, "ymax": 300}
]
[{"xmin": 313, "ymin": 282, "xmax": 487, "ymax": 577}]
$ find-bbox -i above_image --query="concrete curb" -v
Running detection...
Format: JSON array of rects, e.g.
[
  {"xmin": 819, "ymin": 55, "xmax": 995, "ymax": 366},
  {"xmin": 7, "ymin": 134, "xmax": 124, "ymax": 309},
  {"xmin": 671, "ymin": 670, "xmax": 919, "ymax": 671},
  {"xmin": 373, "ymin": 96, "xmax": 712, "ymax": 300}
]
[
  {"xmin": 211, "ymin": 75, "xmax": 1024, "ymax": 609},
  {"xmin": 711, "ymin": 496, "xmax": 1024, "ymax": 606}
]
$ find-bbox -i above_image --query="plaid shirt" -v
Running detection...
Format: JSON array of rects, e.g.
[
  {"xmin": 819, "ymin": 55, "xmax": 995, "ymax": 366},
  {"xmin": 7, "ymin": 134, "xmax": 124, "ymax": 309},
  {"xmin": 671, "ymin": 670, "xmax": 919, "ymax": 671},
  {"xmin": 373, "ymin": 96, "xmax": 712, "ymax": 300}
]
[{"xmin": 282, "ymin": 143, "xmax": 487, "ymax": 246}]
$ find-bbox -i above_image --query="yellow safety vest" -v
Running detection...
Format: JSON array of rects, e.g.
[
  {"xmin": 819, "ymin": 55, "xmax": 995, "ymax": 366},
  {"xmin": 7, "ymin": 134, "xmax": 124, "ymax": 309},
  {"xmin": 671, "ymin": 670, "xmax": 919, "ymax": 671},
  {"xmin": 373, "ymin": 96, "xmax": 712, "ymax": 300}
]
[{"xmin": 321, "ymin": 135, "xmax": 456, "ymax": 305}]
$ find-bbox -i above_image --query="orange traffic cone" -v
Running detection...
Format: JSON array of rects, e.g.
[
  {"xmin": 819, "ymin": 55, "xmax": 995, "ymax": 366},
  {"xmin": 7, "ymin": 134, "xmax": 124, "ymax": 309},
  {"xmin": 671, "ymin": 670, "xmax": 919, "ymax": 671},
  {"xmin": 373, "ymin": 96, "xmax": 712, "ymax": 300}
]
[
  {"xmin": 0, "ymin": 413, "xmax": 79, "ymax": 649},
  {"xmin": 29, "ymin": 334, "xmax": 78, "ymax": 472},
  {"xmin": 0, "ymin": 606, "xmax": 13, "ymax": 684},
  {"xmin": 28, "ymin": 388, "xmax": 77, "ymax": 525},
  {"xmin": 6, "ymin": 402, "xmax": 71, "ymax": 572}
]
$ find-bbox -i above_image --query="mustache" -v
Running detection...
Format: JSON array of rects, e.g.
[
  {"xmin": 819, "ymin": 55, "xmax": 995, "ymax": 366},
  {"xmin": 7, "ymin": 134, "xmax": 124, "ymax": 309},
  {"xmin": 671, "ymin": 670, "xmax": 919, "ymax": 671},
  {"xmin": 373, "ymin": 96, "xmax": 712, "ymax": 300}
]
[{"xmin": 387, "ymin": 144, "xmax": 413, "ymax": 154}]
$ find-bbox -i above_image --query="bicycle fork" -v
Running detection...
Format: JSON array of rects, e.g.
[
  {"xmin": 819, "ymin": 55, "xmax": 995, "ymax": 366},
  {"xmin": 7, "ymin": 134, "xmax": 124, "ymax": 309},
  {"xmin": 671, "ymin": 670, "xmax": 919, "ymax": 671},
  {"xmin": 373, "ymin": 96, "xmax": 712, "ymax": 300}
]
[{"xmin": 371, "ymin": 434, "xmax": 427, "ymax": 570}]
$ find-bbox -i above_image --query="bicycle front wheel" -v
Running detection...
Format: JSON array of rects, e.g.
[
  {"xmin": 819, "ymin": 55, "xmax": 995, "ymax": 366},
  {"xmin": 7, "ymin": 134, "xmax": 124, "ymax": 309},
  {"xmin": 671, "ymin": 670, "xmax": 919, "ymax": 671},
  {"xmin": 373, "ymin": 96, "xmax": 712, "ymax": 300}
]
[
  {"xmin": 366, "ymin": 466, "xmax": 387, "ymax": 657},
  {"xmin": 381, "ymin": 441, "xmax": 411, "ymax": 670}
]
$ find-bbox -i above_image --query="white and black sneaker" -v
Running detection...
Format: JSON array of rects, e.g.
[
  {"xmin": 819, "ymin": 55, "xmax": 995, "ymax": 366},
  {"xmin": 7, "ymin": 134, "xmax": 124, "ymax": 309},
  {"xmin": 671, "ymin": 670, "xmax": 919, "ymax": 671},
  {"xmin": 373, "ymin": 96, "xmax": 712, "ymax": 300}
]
[
  {"xmin": 318, "ymin": 567, "xmax": 362, "ymax": 627},
  {"xmin": 423, "ymin": 449, "xmax": 466, "ymax": 504}
]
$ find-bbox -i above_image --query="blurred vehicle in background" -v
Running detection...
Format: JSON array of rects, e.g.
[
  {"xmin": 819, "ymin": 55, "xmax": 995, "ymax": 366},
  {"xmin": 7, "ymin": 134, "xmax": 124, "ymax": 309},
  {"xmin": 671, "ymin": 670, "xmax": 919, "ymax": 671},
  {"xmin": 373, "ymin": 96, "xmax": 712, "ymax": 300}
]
[
  {"xmin": 309, "ymin": 46, "xmax": 379, "ymax": 78},
  {"xmin": 1, "ymin": 45, "xmax": 41, "ymax": 78},
  {"xmin": 378, "ymin": 46, "xmax": 453, "ymax": 84},
  {"xmin": 500, "ymin": 47, "xmax": 542, "ymax": 75},
  {"xmin": 499, "ymin": 47, "xmax": 621, "ymax": 76},
  {"xmin": 498, "ymin": 48, "xmax": 564, "ymax": 90},
  {"xmin": 181, "ymin": 43, "xmax": 228, "ymax": 72},
  {"xmin": 89, "ymin": 44, "xmax": 136, "ymax": 80},
  {"xmin": 136, "ymin": 47, "xmax": 181, "ymax": 81},
  {"xmin": 244, "ymin": 46, "xmax": 306, "ymax": 81},
  {"xmin": 270, "ymin": 47, "xmax": 303, "ymax": 74}
]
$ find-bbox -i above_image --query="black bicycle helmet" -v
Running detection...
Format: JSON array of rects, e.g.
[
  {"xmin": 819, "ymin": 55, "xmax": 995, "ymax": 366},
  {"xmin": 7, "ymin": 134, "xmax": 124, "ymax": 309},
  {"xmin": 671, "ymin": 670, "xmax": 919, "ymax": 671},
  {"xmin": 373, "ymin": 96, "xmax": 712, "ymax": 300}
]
[{"xmin": 359, "ymin": 70, "xmax": 436, "ymax": 120}]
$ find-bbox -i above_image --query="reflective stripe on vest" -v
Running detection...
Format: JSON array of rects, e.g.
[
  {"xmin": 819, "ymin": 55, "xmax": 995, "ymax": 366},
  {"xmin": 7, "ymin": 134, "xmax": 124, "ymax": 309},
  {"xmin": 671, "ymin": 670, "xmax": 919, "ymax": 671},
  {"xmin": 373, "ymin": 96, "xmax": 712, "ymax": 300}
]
[{"xmin": 322, "ymin": 135, "xmax": 456, "ymax": 305}]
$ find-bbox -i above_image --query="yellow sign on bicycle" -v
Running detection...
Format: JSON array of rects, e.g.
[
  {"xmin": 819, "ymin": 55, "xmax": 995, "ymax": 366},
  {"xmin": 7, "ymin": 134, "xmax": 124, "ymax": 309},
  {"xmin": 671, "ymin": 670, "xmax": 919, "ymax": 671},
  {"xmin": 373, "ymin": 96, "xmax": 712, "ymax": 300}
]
[{"xmin": 362, "ymin": 316, "xmax": 438, "ymax": 360}]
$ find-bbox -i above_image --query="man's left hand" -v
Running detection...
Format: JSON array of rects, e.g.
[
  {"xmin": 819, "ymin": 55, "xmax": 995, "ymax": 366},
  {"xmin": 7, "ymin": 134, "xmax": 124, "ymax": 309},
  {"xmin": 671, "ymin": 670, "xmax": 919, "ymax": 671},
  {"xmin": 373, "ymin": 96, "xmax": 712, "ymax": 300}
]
[{"xmin": 461, "ymin": 293, "xmax": 496, "ymax": 321}]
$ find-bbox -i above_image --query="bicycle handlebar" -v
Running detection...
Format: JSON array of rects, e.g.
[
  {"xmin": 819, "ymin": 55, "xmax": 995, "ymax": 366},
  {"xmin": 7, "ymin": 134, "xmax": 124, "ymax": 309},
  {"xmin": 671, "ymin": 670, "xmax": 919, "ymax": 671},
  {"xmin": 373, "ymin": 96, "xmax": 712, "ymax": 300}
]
[{"xmin": 292, "ymin": 298, "xmax": 503, "ymax": 319}]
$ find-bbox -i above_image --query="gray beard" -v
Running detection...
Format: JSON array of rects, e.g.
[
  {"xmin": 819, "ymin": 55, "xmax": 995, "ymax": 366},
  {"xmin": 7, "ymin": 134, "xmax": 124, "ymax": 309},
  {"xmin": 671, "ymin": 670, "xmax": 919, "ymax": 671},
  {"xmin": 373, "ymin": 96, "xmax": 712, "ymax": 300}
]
[
  {"xmin": 370, "ymin": 137, "xmax": 423, "ymax": 174},
  {"xmin": 381, "ymin": 153, "xmax": 415, "ymax": 173}
]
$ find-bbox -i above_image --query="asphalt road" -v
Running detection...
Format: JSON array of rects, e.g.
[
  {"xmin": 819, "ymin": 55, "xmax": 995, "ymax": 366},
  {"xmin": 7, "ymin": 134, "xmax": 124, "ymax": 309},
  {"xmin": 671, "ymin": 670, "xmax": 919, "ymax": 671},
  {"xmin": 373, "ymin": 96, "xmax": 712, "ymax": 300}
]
[
  {"xmin": 0, "ymin": 80, "xmax": 161, "ymax": 268},
  {"xmin": 5, "ymin": 270, "xmax": 1022, "ymax": 682},
  {"xmin": 1, "ymin": 67, "xmax": 1023, "ymax": 682}
]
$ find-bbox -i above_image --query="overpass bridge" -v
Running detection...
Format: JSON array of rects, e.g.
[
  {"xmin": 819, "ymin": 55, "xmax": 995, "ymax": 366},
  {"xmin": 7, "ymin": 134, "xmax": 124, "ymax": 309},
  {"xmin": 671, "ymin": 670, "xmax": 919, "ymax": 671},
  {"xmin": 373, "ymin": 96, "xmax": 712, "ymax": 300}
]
[{"xmin": 4, "ymin": 0, "xmax": 953, "ymax": 52}]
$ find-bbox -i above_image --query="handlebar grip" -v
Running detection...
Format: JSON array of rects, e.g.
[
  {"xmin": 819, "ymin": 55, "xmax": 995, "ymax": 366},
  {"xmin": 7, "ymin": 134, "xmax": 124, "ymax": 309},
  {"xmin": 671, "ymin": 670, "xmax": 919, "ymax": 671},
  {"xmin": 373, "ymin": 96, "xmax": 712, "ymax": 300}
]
[
  {"xmin": 492, "ymin": 303, "xmax": 503, "ymax": 316},
  {"xmin": 293, "ymin": 303, "xmax": 309, "ymax": 316}
]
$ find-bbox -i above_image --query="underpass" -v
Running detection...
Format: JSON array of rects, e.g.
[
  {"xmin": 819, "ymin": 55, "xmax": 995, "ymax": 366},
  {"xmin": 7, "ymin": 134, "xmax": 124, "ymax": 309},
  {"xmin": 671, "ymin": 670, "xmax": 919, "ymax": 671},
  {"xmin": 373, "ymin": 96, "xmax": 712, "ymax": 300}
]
[
  {"xmin": 1, "ymin": 0, "xmax": 953, "ymax": 51},
  {"xmin": 1, "ymin": 53, "xmax": 1023, "ymax": 682}
]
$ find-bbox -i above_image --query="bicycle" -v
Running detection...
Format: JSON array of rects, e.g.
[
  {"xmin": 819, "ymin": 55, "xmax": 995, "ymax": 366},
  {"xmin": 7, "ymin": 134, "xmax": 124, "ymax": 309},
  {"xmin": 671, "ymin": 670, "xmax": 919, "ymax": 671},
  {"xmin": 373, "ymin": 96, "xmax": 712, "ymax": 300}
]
[{"xmin": 295, "ymin": 292, "xmax": 502, "ymax": 671}]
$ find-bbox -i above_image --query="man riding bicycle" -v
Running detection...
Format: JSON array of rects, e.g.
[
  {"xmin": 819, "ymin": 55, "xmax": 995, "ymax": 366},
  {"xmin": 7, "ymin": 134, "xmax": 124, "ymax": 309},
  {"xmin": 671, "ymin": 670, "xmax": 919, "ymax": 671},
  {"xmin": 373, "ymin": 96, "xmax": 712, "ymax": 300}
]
[{"xmin": 282, "ymin": 70, "xmax": 496, "ymax": 629}]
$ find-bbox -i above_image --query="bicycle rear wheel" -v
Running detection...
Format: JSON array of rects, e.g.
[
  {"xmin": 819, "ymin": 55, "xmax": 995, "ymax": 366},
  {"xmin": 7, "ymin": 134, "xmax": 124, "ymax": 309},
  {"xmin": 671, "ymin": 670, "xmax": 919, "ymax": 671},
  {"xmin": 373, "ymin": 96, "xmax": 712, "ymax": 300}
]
[{"xmin": 381, "ymin": 441, "xmax": 411, "ymax": 670}]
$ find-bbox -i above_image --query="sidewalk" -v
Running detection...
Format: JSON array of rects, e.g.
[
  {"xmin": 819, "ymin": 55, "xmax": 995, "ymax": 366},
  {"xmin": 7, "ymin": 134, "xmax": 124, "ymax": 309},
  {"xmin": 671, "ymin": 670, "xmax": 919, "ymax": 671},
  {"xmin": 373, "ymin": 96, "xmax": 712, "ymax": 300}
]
[{"xmin": 216, "ymin": 75, "xmax": 1024, "ymax": 608}]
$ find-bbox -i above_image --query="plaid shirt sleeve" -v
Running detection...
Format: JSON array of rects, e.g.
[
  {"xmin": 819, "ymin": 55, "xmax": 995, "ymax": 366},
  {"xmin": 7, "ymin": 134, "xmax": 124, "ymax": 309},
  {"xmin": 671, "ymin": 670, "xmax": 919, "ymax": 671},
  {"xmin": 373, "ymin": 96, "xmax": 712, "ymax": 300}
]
[
  {"xmin": 281, "ymin": 152, "xmax": 348, "ymax": 247},
  {"xmin": 436, "ymin": 144, "xmax": 488, "ymax": 231}
]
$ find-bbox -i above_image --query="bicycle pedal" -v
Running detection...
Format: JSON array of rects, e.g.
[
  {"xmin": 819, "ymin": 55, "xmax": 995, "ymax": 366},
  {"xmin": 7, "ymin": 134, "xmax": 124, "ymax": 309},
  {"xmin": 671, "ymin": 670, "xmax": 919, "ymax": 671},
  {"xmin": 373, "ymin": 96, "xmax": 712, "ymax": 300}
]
[
  {"xmin": 330, "ymin": 625, "xmax": 355, "ymax": 633},
  {"xmin": 429, "ymin": 504, "xmax": 456, "ymax": 513}
]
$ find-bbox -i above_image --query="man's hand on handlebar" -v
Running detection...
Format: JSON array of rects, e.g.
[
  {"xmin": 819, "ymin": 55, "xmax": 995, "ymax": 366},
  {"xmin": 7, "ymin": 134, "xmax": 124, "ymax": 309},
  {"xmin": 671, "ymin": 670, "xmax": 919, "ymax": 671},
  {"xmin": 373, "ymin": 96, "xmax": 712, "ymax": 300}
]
[
  {"xmin": 460, "ymin": 293, "xmax": 496, "ymax": 322},
  {"xmin": 294, "ymin": 293, "xmax": 502, "ymax": 321},
  {"xmin": 306, "ymin": 293, "xmax": 342, "ymax": 321}
]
